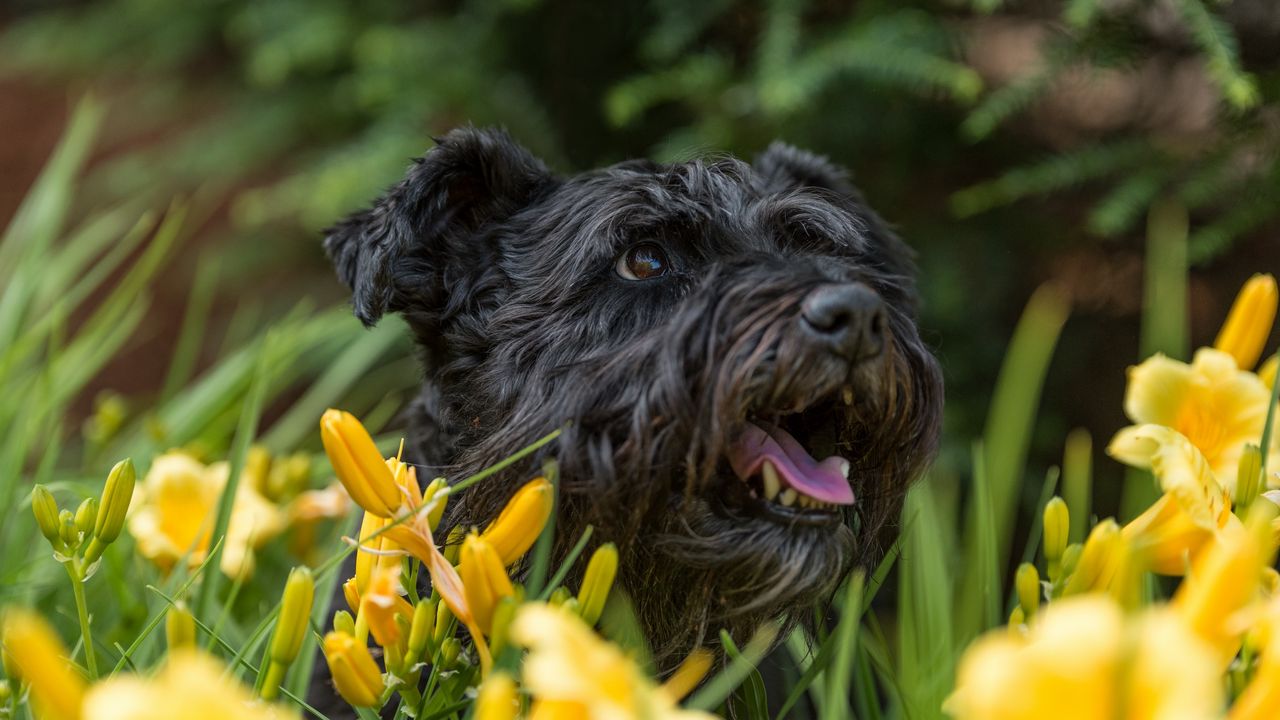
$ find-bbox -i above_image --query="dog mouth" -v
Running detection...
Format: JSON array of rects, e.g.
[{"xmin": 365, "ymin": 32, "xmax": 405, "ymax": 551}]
[{"xmin": 720, "ymin": 386, "xmax": 856, "ymax": 526}]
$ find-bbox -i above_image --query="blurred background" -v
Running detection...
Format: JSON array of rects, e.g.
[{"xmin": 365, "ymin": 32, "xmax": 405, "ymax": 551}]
[{"xmin": 1, "ymin": 0, "xmax": 1278, "ymax": 545}]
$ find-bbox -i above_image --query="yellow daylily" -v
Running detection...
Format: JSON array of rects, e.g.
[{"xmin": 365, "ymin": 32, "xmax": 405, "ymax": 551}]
[
  {"xmin": 944, "ymin": 597, "xmax": 1222, "ymax": 720},
  {"xmin": 360, "ymin": 566, "xmax": 414, "ymax": 650},
  {"xmin": 320, "ymin": 409, "xmax": 404, "ymax": 518},
  {"xmin": 1231, "ymin": 598, "xmax": 1280, "ymax": 720},
  {"xmin": 481, "ymin": 477, "xmax": 554, "ymax": 566},
  {"xmin": 1215, "ymin": 274, "xmax": 1278, "ymax": 371},
  {"xmin": 83, "ymin": 651, "xmax": 295, "ymax": 720},
  {"xmin": 1261, "ymin": 355, "xmax": 1277, "ymax": 391},
  {"xmin": 285, "ymin": 483, "xmax": 351, "ymax": 562},
  {"xmin": 126, "ymin": 453, "xmax": 285, "ymax": 580},
  {"xmin": 475, "ymin": 672, "xmax": 519, "ymax": 720},
  {"xmin": 1121, "ymin": 348, "xmax": 1277, "ymax": 496},
  {"xmin": 1110, "ymin": 425, "xmax": 1236, "ymax": 574},
  {"xmin": 1174, "ymin": 502, "xmax": 1279, "ymax": 665},
  {"xmin": 460, "ymin": 533, "xmax": 516, "ymax": 636},
  {"xmin": 322, "ymin": 630, "xmax": 384, "ymax": 708},
  {"xmin": 1, "ymin": 608, "xmax": 85, "ymax": 720},
  {"xmin": 512, "ymin": 603, "xmax": 715, "ymax": 720}
]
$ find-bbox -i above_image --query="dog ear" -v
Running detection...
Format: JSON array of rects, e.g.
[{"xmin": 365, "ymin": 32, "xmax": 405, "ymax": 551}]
[
  {"xmin": 754, "ymin": 142, "xmax": 918, "ymax": 304},
  {"xmin": 324, "ymin": 127, "xmax": 555, "ymax": 326}
]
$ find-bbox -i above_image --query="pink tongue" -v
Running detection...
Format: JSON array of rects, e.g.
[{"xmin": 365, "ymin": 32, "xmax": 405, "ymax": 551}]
[{"xmin": 727, "ymin": 422, "xmax": 854, "ymax": 505}]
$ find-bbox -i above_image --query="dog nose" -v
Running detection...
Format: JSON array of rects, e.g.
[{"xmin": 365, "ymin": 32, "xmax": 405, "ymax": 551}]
[{"xmin": 800, "ymin": 284, "xmax": 886, "ymax": 361}]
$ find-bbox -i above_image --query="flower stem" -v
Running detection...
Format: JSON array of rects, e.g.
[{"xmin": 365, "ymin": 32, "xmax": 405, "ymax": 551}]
[{"xmin": 66, "ymin": 561, "xmax": 98, "ymax": 679}]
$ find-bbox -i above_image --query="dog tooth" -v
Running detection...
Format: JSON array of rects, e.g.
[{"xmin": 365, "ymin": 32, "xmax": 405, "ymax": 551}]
[
  {"xmin": 839, "ymin": 459, "xmax": 851, "ymax": 480},
  {"xmin": 761, "ymin": 460, "xmax": 782, "ymax": 500},
  {"xmin": 842, "ymin": 385, "xmax": 854, "ymax": 405},
  {"xmin": 779, "ymin": 489, "xmax": 797, "ymax": 506}
]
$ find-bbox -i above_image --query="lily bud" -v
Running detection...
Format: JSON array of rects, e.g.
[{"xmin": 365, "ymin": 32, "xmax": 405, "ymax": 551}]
[
  {"xmin": 576, "ymin": 543, "xmax": 618, "ymax": 626},
  {"xmin": 322, "ymin": 630, "xmax": 384, "ymax": 708},
  {"xmin": 1261, "ymin": 355, "xmax": 1277, "ymax": 390},
  {"xmin": 165, "ymin": 602, "xmax": 196, "ymax": 650},
  {"xmin": 333, "ymin": 610, "xmax": 356, "ymax": 636},
  {"xmin": 1214, "ymin": 273, "xmax": 1278, "ymax": 370},
  {"xmin": 439, "ymin": 637, "xmax": 461, "ymax": 668},
  {"xmin": 460, "ymin": 533, "xmax": 515, "ymax": 635},
  {"xmin": 74, "ymin": 498, "xmax": 97, "ymax": 537},
  {"xmin": 1238, "ymin": 444, "xmax": 1265, "ymax": 510},
  {"xmin": 30, "ymin": 485, "xmax": 61, "ymax": 546},
  {"xmin": 84, "ymin": 458, "xmax": 136, "ymax": 563},
  {"xmin": 320, "ymin": 409, "xmax": 401, "ymax": 518},
  {"xmin": 404, "ymin": 599, "xmax": 436, "ymax": 668},
  {"xmin": 1063, "ymin": 520, "xmax": 1122, "ymax": 596},
  {"xmin": 57, "ymin": 510, "xmax": 79, "ymax": 549},
  {"xmin": 488, "ymin": 596, "xmax": 519, "ymax": 658},
  {"xmin": 423, "ymin": 477, "xmax": 449, "ymax": 532},
  {"xmin": 480, "ymin": 477, "xmax": 554, "ymax": 566},
  {"xmin": 262, "ymin": 567, "xmax": 315, "ymax": 700},
  {"xmin": 270, "ymin": 567, "xmax": 315, "ymax": 667},
  {"xmin": 1015, "ymin": 563, "xmax": 1040, "ymax": 619},
  {"xmin": 1042, "ymin": 497, "xmax": 1069, "ymax": 574}
]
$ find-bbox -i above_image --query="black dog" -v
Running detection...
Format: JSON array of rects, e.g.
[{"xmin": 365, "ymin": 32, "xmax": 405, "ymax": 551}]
[{"xmin": 318, "ymin": 127, "xmax": 942, "ymax": 691}]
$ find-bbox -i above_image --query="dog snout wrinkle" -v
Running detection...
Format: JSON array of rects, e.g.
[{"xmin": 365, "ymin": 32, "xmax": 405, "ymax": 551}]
[{"xmin": 800, "ymin": 284, "xmax": 885, "ymax": 362}]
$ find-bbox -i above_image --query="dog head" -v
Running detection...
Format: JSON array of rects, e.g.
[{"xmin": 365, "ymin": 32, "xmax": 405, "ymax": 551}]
[{"xmin": 325, "ymin": 127, "xmax": 943, "ymax": 663}]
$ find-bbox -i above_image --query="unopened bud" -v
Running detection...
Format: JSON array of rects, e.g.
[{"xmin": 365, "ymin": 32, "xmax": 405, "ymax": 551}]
[
  {"xmin": 57, "ymin": 510, "xmax": 78, "ymax": 548},
  {"xmin": 1043, "ymin": 497, "xmax": 1069, "ymax": 566},
  {"xmin": 423, "ymin": 477, "xmax": 449, "ymax": 532},
  {"xmin": 1064, "ymin": 520, "xmax": 1121, "ymax": 596},
  {"xmin": 547, "ymin": 586, "xmax": 572, "ymax": 607},
  {"xmin": 1015, "ymin": 563, "xmax": 1040, "ymax": 618},
  {"xmin": 439, "ymin": 637, "xmax": 461, "ymax": 668},
  {"xmin": 333, "ymin": 610, "xmax": 356, "ymax": 636},
  {"xmin": 576, "ymin": 543, "xmax": 618, "ymax": 627},
  {"xmin": 30, "ymin": 485, "xmax": 61, "ymax": 545},
  {"xmin": 74, "ymin": 498, "xmax": 98, "ymax": 536},
  {"xmin": 488, "ymin": 596, "xmax": 519, "ymax": 658},
  {"xmin": 433, "ymin": 600, "xmax": 453, "ymax": 647},
  {"xmin": 166, "ymin": 602, "xmax": 196, "ymax": 649},
  {"xmin": 443, "ymin": 526, "xmax": 466, "ymax": 566},
  {"xmin": 270, "ymin": 567, "xmax": 315, "ymax": 667},
  {"xmin": 85, "ymin": 458, "xmax": 136, "ymax": 563},
  {"xmin": 405, "ymin": 600, "xmax": 436, "ymax": 668},
  {"xmin": 1237, "ymin": 444, "xmax": 1265, "ymax": 510}
]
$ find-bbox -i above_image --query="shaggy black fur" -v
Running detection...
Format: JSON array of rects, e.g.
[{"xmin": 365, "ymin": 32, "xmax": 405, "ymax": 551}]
[{"xmin": 312, "ymin": 127, "xmax": 942, "ymax": 707}]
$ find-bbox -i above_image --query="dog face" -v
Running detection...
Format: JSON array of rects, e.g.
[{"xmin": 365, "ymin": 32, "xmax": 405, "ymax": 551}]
[{"xmin": 325, "ymin": 128, "xmax": 943, "ymax": 663}]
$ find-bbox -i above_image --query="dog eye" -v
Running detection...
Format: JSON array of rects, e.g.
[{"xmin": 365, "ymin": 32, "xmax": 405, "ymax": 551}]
[{"xmin": 616, "ymin": 243, "xmax": 671, "ymax": 281}]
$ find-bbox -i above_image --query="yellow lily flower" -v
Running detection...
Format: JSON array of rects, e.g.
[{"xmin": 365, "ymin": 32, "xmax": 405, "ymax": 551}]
[
  {"xmin": 481, "ymin": 477, "xmax": 554, "ymax": 566},
  {"xmin": 320, "ymin": 409, "xmax": 404, "ymax": 518},
  {"xmin": 126, "ymin": 453, "xmax": 285, "ymax": 580},
  {"xmin": 512, "ymin": 603, "xmax": 715, "ymax": 720},
  {"xmin": 460, "ymin": 533, "xmax": 516, "ymax": 636},
  {"xmin": 1173, "ymin": 503, "xmax": 1279, "ymax": 665},
  {"xmin": 1231, "ymin": 598, "xmax": 1280, "ymax": 720},
  {"xmin": 944, "ymin": 597, "xmax": 1222, "ymax": 720},
  {"xmin": 0, "ymin": 608, "xmax": 85, "ymax": 720},
  {"xmin": 475, "ymin": 672, "xmax": 519, "ymax": 720},
  {"xmin": 354, "ymin": 457, "xmax": 421, "ymax": 593},
  {"xmin": 322, "ymin": 630, "xmax": 384, "ymax": 708},
  {"xmin": 83, "ymin": 651, "xmax": 295, "ymax": 720},
  {"xmin": 284, "ymin": 483, "xmax": 352, "ymax": 563},
  {"xmin": 1120, "ymin": 349, "xmax": 1277, "ymax": 496},
  {"xmin": 360, "ymin": 565, "xmax": 414, "ymax": 650},
  {"xmin": 1110, "ymin": 425, "xmax": 1235, "ymax": 574},
  {"xmin": 1215, "ymin": 274, "xmax": 1278, "ymax": 371}
]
